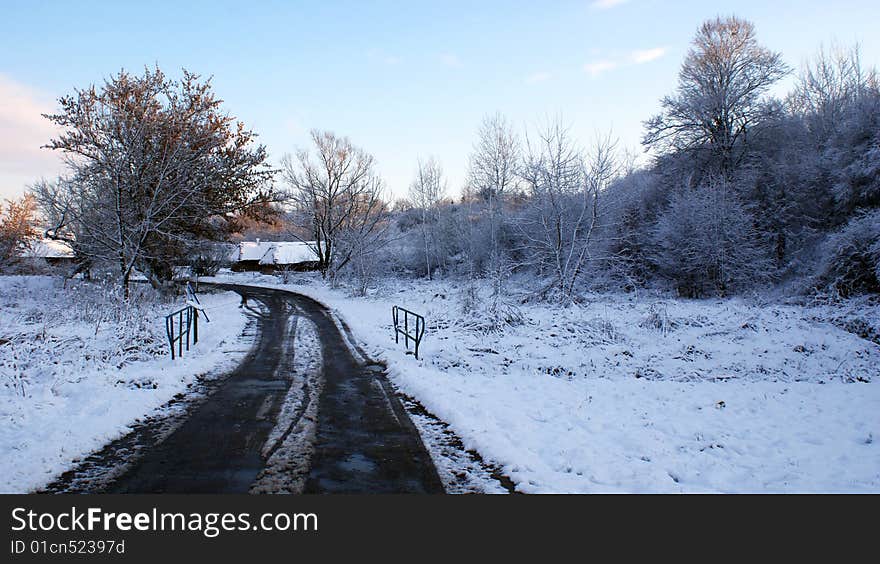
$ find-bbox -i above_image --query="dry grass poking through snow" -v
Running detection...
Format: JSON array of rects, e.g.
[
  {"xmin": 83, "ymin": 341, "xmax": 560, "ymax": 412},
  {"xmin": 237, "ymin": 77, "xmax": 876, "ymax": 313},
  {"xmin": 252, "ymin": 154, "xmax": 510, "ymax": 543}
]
[
  {"xmin": 0, "ymin": 275, "xmax": 250, "ymax": 492},
  {"xmin": 0, "ymin": 277, "xmax": 172, "ymax": 397}
]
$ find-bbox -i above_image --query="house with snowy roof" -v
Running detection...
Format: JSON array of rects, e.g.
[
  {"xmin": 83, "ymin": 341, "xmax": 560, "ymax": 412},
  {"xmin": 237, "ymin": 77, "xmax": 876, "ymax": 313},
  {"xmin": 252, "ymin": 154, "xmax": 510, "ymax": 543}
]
[
  {"xmin": 20, "ymin": 237, "xmax": 76, "ymax": 267},
  {"xmin": 232, "ymin": 239, "xmax": 320, "ymax": 273}
]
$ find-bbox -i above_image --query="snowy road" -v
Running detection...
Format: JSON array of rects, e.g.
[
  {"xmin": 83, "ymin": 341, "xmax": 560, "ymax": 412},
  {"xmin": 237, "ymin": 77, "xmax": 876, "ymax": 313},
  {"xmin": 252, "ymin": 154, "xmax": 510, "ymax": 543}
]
[{"xmin": 44, "ymin": 284, "xmax": 443, "ymax": 494}]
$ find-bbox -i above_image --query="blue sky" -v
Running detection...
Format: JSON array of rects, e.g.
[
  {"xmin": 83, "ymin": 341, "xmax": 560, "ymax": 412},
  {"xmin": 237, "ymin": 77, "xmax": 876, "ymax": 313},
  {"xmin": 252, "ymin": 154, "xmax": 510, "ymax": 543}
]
[{"xmin": 2, "ymin": 0, "xmax": 879, "ymax": 201}]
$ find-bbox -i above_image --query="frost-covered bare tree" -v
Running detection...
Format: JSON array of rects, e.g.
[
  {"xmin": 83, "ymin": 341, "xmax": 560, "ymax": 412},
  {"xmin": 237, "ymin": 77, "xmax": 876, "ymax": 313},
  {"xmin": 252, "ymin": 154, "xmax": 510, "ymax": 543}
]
[
  {"xmin": 33, "ymin": 67, "xmax": 276, "ymax": 294},
  {"xmin": 518, "ymin": 120, "xmax": 620, "ymax": 304},
  {"xmin": 408, "ymin": 157, "xmax": 447, "ymax": 279},
  {"xmin": 643, "ymin": 16, "xmax": 789, "ymax": 177},
  {"xmin": 652, "ymin": 178, "xmax": 773, "ymax": 297},
  {"xmin": 814, "ymin": 209, "xmax": 880, "ymax": 297},
  {"xmin": 468, "ymin": 113, "xmax": 520, "ymax": 204},
  {"xmin": 595, "ymin": 168, "xmax": 664, "ymax": 292},
  {"xmin": 466, "ymin": 113, "xmax": 520, "ymax": 306},
  {"xmin": 807, "ymin": 57, "xmax": 880, "ymax": 216},
  {"xmin": 789, "ymin": 43, "xmax": 879, "ymax": 141},
  {"xmin": 720, "ymin": 44, "xmax": 879, "ymax": 276},
  {"xmin": 283, "ymin": 130, "xmax": 389, "ymax": 280}
]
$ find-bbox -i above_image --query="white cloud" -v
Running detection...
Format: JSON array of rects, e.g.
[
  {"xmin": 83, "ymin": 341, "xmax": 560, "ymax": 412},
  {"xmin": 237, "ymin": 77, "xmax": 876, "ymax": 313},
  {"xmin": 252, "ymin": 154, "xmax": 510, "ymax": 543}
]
[
  {"xmin": 0, "ymin": 74, "xmax": 63, "ymax": 198},
  {"xmin": 582, "ymin": 46, "xmax": 667, "ymax": 79},
  {"xmin": 590, "ymin": 0, "xmax": 629, "ymax": 10},
  {"xmin": 630, "ymin": 47, "xmax": 668, "ymax": 64},
  {"xmin": 583, "ymin": 60, "xmax": 619, "ymax": 78},
  {"xmin": 525, "ymin": 71, "xmax": 552, "ymax": 84}
]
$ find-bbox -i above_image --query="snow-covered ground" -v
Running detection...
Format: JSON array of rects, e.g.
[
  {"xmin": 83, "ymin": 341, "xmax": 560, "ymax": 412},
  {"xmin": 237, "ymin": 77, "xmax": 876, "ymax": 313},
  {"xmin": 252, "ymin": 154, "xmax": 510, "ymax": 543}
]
[
  {"xmin": 0, "ymin": 276, "xmax": 250, "ymax": 493},
  {"xmin": 209, "ymin": 271, "xmax": 880, "ymax": 493}
]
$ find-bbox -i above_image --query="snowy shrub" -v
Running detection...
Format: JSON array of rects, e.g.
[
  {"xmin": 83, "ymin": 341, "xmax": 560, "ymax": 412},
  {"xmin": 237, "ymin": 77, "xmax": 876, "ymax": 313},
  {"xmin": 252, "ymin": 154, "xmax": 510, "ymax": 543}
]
[
  {"xmin": 336, "ymin": 247, "xmax": 383, "ymax": 297},
  {"xmin": 826, "ymin": 91, "xmax": 880, "ymax": 214},
  {"xmin": 652, "ymin": 180, "xmax": 774, "ymax": 298},
  {"xmin": 458, "ymin": 279, "xmax": 480, "ymax": 316},
  {"xmin": 814, "ymin": 209, "xmax": 880, "ymax": 297},
  {"xmin": 275, "ymin": 264, "xmax": 297, "ymax": 285},
  {"xmin": 189, "ymin": 244, "xmax": 232, "ymax": 277},
  {"xmin": 640, "ymin": 303, "xmax": 676, "ymax": 336},
  {"xmin": 459, "ymin": 297, "xmax": 525, "ymax": 334},
  {"xmin": 0, "ymin": 278, "xmax": 171, "ymax": 399},
  {"xmin": 453, "ymin": 278, "xmax": 525, "ymax": 334},
  {"xmin": 596, "ymin": 169, "xmax": 667, "ymax": 293},
  {"xmin": 583, "ymin": 315, "xmax": 623, "ymax": 345}
]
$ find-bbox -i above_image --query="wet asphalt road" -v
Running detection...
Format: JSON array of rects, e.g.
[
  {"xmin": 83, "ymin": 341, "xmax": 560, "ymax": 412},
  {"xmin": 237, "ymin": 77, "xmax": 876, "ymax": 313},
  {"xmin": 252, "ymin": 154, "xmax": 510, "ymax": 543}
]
[{"xmin": 45, "ymin": 284, "xmax": 443, "ymax": 494}]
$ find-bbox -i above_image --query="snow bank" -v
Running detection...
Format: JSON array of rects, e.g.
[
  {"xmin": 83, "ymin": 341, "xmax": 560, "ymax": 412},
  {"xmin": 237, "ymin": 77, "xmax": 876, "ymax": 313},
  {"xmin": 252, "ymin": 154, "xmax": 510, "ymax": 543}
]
[{"xmin": 0, "ymin": 276, "xmax": 251, "ymax": 492}]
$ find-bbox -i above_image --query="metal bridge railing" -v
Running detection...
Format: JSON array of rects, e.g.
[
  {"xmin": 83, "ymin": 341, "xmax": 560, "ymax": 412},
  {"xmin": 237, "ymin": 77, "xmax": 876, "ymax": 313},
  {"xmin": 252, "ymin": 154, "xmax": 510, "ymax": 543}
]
[
  {"xmin": 392, "ymin": 305, "xmax": 425, "ymax": 360},
  {"xmin": 165, "ymin": 282, "xmax": 210, "ymax": 360}
]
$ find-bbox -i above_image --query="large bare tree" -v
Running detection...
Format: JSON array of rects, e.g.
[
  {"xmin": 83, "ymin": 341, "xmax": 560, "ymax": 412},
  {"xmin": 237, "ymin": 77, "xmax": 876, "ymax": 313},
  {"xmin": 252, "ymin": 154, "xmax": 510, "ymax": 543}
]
[
  {"xmin": 519, "ymin": 121, "xmax": 619, "ymax": 304},
  {"xmin": 283, "ymin": 130, "xmax": 388, "ymax": 279},
  {"xmin": 643, "ymin": 16, "xmax": 789, "ymax": 176},
  {"xmin": 408, "ymin": 156, "xmax": 447, "ymax": 279},
  {"xmin": 466, "ymin": 113, "xmax": 521, "ymax": 306},
  {"xmin": 789, "ymin": 43, "xmax": 879, "ymax": 140},
  {"xmin": 34, "ymin": 67, "xmax": 276, "ymax": 293}
]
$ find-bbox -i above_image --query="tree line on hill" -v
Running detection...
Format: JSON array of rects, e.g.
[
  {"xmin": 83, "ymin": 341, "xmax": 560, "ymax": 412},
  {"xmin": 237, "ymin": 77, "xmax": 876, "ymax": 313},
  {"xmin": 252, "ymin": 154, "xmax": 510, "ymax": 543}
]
[{"xmin": 2, "ymin": 15, "xmax": 877, "ymax": 311}]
